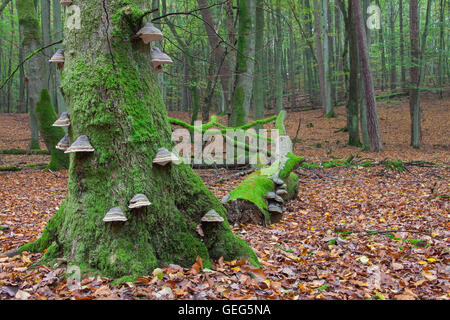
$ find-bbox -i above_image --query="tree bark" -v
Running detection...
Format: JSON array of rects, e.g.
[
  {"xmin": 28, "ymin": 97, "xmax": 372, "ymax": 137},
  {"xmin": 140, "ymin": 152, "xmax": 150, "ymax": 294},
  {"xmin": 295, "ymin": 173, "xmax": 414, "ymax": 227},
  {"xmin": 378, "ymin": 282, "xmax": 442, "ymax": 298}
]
[
  {"xmin": 16, "ymin": 0, "xmax": 45, "ymax": 150},
  {"xmin": 399, "ymin": 0, "xmax": 406, "ymax": 91},
  {"xmin": 339, "ymin": 0, "xmax": 361, "ymax": 147},
  {"xmin": 313, "ymin": 0, "xmax": 325, "ymax": 110},
  {"xmin": 274, "ymin": 1, "xmax": 283, "ymax": 113},
  {"xmin": 20, "ymin": 0, "xmax": 258, "ymax": 279},
  {"xmin": 409, "ymin": 0, "xmax": 420, "ymax": 148},
  {"xmin": 53, "ymin": 0, "xmax": 66, "ymax": 113},
  {"xmin": 353, "ymin": 0, "xmax": 383, "ymax": 152},
  {"xmin": 438, "ymin": 0, "xmax": 444, "ymax": 99},
  {"xmin": 253, "ymin": 0, "xmax": 265, "ymax": 129},
  {"xmin": 197, "ymin": 0, "xmax": 231, "ymax": 114},
  {"xmin": 409, "ymin": 0, "xmax": 431, "ymax": 148},
  {"xmin": 230, "ymin": 0, "xmax": 256, "ymax": 126},
  {"xmin": 389, "ymin": 2, "xmax": 397, "ymax": 91},
  {"xmin": 376, "ymin": 0, "xmax": 386, "ymax": 92}
]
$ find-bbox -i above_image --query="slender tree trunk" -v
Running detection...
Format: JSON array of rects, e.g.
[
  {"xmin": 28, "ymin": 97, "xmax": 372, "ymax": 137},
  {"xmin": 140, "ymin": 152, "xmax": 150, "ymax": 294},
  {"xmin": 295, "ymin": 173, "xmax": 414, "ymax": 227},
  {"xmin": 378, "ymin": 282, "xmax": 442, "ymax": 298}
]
[
  {"xmin": 253, "ymin": 0, "xmax": 265, "ymax": 129},
  {"xmin": 376, "ymin": 0, "xmax": 386, "ymax": 92},
  {"xmin": 274, "ymin": 1, "xmax": 283, "ymax": 113},
  {"xmin": 53, "ymin": 0, "xmax": 66, "ymax": 113},
  {"xmin": 437, "ymin": 0, "xmax": 444, "ymax": 99},
  {"xmin": 41, "ymin": 0, "xmax": 54, "ymax": 111},
  {"xmin": 340, "ymin": 0, "xmax": 361, "ymax": 146},
  {"xmin": 409, "ymin": 0, "xmax": 421, "ymax": 148},
  {"xmin": 230, "ymin": 0, "xmax": 256, "ymax": 126},
  {"xmin": 225, "ymin": 0, "xmax": 236, "ymax": 120},
  {"xmin": 313, "ymin": 0, "xmax": 325, "ymax": 109},
  {"xmin": 353, "ymin": 0, "xmax": 382, "ymax": 152},
  {"xmin": 20, "ymin": 0, "xmax": 258, "ymax": 278},
  {"xmin": 16, "ymin": 0, "xmax": 45, "ymax": 150},
  {"xmin": 288, "ymin": 12, "xmax": 296, "ymax": 109},
  {"xmin": 399, "ymin": 0, "xmax": 406, "ymax": 91},
  {"xmin": 163, "ymin": 9, "xmax": 200, "ymax": 125},
  {"xmin": 197, "ymin": 0, "xmax": 231, "ymax": 114},
  {"xmin": 409, "ymin": 0, "xmax": 432, "ymax": 148},
  {"xmin": 389, "ymin": 2, "xmax": 397, "ymax": 91},
  {"xmin": 17, "ymin": 34, "xmax": 26, "ymax": 113},
  {"xmin": 6, "ymin": 2, "xmax": 14, "ymax": 112}
]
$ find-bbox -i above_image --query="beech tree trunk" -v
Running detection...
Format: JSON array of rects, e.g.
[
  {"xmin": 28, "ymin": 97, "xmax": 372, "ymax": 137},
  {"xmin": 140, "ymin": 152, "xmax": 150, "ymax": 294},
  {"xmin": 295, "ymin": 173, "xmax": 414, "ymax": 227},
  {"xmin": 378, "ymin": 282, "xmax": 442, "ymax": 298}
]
[
  {"xmin": 16, "ymin": 0, "xmax": 45, "ymax": 150},
  {"xmin": 409, "ymin": 0, "xmax": 421, "ymax": 148},
  {"xmin": 230, "ymin": 0, "xmax": 256, "ymax": 126},
  {"xmin": 253, "ymin": 0, "xmax": 265, "ymax": 128},
  {"xmin": 352, "ymin": 0, "xmax": 383, "ymax": 152},
  {"xmin": 339, "ymin": 0, "xmax": 361, "ymax": 147},
  {"xmin": 197, "ymin": 0, "xmax": 231, "ymax": 113},
  {"xmin": 20, "ymin": 0, "xmax": 258, "ymax": 279}
]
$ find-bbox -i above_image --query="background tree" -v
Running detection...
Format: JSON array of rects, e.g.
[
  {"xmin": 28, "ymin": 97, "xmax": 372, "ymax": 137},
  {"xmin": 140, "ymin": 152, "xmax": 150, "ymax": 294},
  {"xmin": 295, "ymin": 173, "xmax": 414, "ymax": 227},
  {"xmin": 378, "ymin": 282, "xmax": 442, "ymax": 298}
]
[
  {"xmin": 16, "ymin": 0, "xmax": 46, "ymax": 150},
  {"xmin": 353, "ymin": 0, "xmax": 383, "ymax": 152},
  {"xmin": 230, "ymin": 0, "xmax": 256, "ymax": 126}
]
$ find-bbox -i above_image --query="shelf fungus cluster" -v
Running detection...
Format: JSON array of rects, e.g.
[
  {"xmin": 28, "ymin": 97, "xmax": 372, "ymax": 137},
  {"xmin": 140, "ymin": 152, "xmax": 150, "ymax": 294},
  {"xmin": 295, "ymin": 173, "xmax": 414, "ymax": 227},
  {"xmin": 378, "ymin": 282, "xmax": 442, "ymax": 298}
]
[
  {"xmin": 49, "ymin": 49, "xmax": 65, "ymax": 70},
  {"xmin": 266, "ymin": 175, "xmax": 288, "ymax": 222},
  {"xmin": 135, "ymin": 21, "xmax": 173, "ymax": 73},
  {"xmin": 103, "ymin": 194, "xmax": 151, "ymax": 224},
  {"xmin": 128, "ymin": 194, "xmax": 151, "ymax": 209},
  {"xmin": 51, "ymin": 112, "xmax": 95, "ymax": 155},
  {"xmin": 153, "ymin": 147, "xmax": 179, "ymax": 166}
]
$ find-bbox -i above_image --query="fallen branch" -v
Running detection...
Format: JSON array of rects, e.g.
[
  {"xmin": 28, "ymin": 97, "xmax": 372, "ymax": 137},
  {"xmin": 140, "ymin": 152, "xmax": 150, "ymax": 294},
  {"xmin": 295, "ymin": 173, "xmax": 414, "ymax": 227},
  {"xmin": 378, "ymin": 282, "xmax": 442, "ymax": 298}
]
[{"xmin": 215, "ymin": 169, "xmax": 255, "ymax": 184}]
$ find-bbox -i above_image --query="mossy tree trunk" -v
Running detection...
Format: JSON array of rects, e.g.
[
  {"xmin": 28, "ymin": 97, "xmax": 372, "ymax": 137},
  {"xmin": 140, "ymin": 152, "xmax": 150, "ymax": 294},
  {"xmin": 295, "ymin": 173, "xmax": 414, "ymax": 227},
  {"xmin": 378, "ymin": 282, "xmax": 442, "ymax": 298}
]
[
  {"xmin": 230, "ymin": 0, "xmax": 256, "ymax": 127},
  {"xmin": 20, "ymin": 0, "xmax": 258, "ymax": 280},
  {"xmin": 35, "ymin": 89, "xmax": 69, "ymax": 171}
]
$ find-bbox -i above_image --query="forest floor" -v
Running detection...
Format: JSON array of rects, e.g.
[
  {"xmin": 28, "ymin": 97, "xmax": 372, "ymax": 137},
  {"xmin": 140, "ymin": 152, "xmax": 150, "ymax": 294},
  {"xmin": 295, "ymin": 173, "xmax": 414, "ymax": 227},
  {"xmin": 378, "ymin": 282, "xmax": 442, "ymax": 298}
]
[{"xmin": 0, "ymin": 95, "xmax": 448, "ymax": 300}]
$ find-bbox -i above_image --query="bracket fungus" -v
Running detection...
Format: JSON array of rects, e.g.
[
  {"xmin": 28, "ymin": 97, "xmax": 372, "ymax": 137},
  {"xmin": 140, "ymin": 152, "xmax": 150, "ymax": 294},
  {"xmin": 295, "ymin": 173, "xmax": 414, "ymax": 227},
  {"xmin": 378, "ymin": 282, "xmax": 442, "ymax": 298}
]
[
  {"xmin": 128, "ymin": 194, "xmax": 151, "ymax": 209},
  {"xmin": 201, "ymin": 209, "xmax": 224, "ymax": 223},
  {"xmin": 151, "ymin": 47, "xmax": 173, "ymax": 73},
  {"xmin": 274, "ymin": 195, "xmax": 284, "ymax": 204},
  {"xmin": 265, "ymin": 192, "xmax": 277, "ymax": 200},
  {"xmin": 60, "ymin": 0, "xmax": 72, "ymax": 6},
  {"xmin": 49, "ymin": 49, "xmax": 65, "ymax": 69},
  {"xmin": 276, "ymin": 189, "xmax": 288, "ymax": 198},
  {"xmin": 64, "ymin": 135, "xmax": 95, "ymax": 153},
  {"xmin": 152, "ymin": 147, "xmax": 179, "ymax": 166},
  {"xmin": 268, "ymin": 203, "xmax": 283, "ymax": 215},
  {"xmin": 55, "ymin": 134, "xmax": 70, "ymax": 151},
  {"xmin": 103, "ymin": 207, "xmax": 128, "ymax": 223},
  {"xmin": 272, "ymin": 176, "xmax": 285, "ymax": 186},
  {"xmin": 52, "ymin": 111, "xmax": 70, "ymax": 127},
  {"xmin": 136, "ymin": 22, "xmax": 163, "ymax": 44}
]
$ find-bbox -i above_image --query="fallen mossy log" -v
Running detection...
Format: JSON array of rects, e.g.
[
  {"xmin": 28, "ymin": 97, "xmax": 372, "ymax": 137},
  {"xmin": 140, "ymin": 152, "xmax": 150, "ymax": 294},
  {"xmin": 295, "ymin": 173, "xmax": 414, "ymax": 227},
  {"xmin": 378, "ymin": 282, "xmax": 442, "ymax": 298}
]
[
  {"xmin": 0, "ymin": 149, "xmax": 50, "ymax": 155},
  {"xmin": 0, "ymin": 164, "xmax": 48, "ymax": 172},
  {"xmin": 168, "ymin": 113, "xmax": 287, "ymax": 158},
  {"xmin": 223, "ymin": 153, "xmax": 304, "ymax": 226}
]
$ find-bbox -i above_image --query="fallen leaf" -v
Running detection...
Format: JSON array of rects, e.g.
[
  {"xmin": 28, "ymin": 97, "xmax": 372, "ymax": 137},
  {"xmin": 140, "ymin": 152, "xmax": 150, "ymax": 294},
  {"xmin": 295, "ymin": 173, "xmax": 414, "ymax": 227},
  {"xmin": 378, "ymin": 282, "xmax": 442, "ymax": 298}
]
[{"xmin": 15, "ymin": 290, "xmax": 31, "ymax": 300}]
